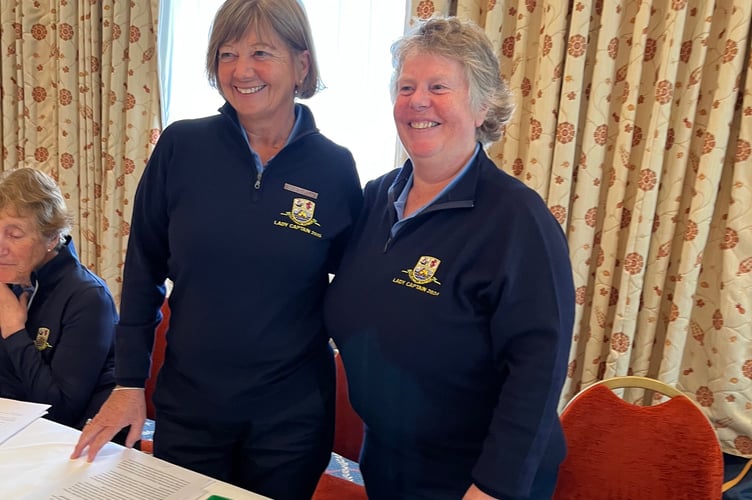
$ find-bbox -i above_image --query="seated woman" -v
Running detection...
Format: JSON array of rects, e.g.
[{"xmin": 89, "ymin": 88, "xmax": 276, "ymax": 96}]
[{"xmin": 0, "ymin": 168, "xmax": 117, "ymax": 429}]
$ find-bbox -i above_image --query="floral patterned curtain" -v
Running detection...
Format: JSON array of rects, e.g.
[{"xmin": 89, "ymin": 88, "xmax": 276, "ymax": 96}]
[
  {"xmin": 0, "ymin": 0, "xmax": 161, "ymax": 304},
  {"xmin": 407, "ymin": 0, "xmax": 752, "ymax": 458}
]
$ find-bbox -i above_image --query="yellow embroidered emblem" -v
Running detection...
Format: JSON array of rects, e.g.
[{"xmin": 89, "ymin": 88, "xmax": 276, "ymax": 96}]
[
  {"xmin": 281, "ymin": 198, "xmax": 320, "ymax": 227},
  {"xmin": 34, "ymin": 327, "xmax": 53, "ymax": 351},
  {"xmin": 403, "ymin": 256, "xmax": 442, "ymax": 285}
]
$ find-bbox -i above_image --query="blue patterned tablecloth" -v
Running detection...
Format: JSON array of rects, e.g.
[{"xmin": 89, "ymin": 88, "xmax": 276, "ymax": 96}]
[{"xmin": 724, "ymin": 454, "xmax": 752, "ymax": 500}]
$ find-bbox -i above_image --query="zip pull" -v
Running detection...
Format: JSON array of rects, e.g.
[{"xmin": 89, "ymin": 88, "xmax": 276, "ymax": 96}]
[
  {"xmin": 254, "ymin": 171, "xmax": 262, "ymax": 190},
  {"xmin": 383, "ymin": 237, "xmax": 392, "ymax": 252}
]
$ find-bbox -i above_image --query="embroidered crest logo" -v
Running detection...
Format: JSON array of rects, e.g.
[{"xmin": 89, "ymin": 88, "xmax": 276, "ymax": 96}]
[
  {"xmin": 403, "ymin": 256, "xmax": 442, "ymax": 285},
  {"xmin": 34, "ymin": 327, "xmax": 53, "ymax": 351},
  {"xmin": 282, "ymin": 198, "xmax": 320, "ymax": 227}
]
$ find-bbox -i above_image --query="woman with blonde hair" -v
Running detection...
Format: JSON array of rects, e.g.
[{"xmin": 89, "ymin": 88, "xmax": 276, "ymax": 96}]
[{"xmin": 0, "ymin": 168, "xmax": 117, "ymax": 430}]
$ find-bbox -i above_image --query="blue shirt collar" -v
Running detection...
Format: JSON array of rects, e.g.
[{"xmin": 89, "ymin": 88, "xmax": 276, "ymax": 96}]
[
  {"xmin": 240, "ymin": 104, "xmax": 303, "ymax": 173},
  {"xmin": 392, "ymin": 143, "xmax": 481, "ymax": 222}
]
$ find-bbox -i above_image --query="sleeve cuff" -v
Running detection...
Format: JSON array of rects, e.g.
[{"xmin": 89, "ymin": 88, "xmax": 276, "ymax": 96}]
[{"xmin": 115, "ymin": 378, "xmax": 146, "ymax": 389}]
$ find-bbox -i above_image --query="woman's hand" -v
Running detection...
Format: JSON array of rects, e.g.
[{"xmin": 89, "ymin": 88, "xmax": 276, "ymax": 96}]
[
  {"xmin": 463, "ymin": 484, "xmax": 499, "ymax": 500},
  {"xmin": 0, "ymin": 284, "xmax": 28, "ymax": 339},
  {"xmin": 70, "ymin": 387, "xmax": 147, "ymax": 462}
]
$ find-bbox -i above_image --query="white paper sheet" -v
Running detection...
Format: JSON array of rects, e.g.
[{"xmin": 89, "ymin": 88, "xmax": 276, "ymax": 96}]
[
  {"xmin": 0, "ymin": 397, "xmax": 49, "ymax": 445},
  {"xmin": 0, "ymin": 417, "xmax": 269, "ymax": 500},
  {"xmin": 34, "ymin": 448, "xmax": 210, "ymax": 500}
]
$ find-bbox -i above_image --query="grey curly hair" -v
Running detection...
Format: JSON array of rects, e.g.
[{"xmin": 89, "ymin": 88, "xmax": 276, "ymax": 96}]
[{"xmin": 390, "ymin": 16, "xmax": 514, "ymax": 145}]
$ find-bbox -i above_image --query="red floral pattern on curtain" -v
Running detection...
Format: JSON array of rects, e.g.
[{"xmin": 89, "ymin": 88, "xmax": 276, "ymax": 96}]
[{"xmin": 0, "ymin": 0, "xmax": 161, "ymax": 303}]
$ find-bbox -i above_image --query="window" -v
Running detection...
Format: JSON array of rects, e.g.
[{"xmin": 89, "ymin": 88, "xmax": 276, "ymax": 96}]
[{"xmin": 158, "ymin": 0, "xmax": 407, "ymax": 183}]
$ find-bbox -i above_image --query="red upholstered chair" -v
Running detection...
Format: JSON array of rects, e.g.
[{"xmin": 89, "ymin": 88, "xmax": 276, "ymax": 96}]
[
  {"xmin": 139, "ymin": 299, "xmax": 170, "ymax": 454},
  {"xmin": 332, "ymin": 349, "xmax": 364, "ymax": 462},
  {"xmin": 312, "ymin": 472, "xmax": 367, "ymax": 500},
  {"xmin": 311, "ymin": 349, "xmax": 366, "ymax": 500},
  {"xmin": 145, "ymin": 299, "xmax": 170, "ymax": 420},
  {"xmin": 552, "ymin": 376, "xmax": 725, "ymax": 500}
]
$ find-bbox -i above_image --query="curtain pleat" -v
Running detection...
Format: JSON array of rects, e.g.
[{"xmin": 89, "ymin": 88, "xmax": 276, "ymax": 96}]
[{"xmin": 0, "ymin": 0, "xmax": 161, "ymax": 304}]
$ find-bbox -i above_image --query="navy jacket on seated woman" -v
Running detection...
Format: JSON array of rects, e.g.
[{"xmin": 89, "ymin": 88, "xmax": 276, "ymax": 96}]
[{"xmin": 0, "ymin": 168, "xmax": 117, "ymax": 429}]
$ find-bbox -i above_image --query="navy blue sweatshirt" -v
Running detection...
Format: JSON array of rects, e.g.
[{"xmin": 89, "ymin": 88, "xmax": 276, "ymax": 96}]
[
  {"xmin": 0, "ymin": 237, "xmax": 117, "ymax": 428},
  {"xmin": 115, "ymin": 103, "xmax": 363, "ymax": 419},
  {"xmin": 324, "ymin": 150, "xmax": 575, "ymax": 499}
]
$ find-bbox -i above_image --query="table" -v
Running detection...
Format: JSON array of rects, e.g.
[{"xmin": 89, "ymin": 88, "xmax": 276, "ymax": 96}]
[{"xmin": 0, "ymin": 417, "xmax": 268, "ymax": 499}]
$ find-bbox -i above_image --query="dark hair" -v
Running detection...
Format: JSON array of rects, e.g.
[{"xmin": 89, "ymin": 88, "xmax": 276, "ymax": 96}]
[
  {"xmin": 205, "ymin": 0, "xmax": 321, "ymax": 98},
  {"xmin": 391, "ymin": 16, "xmax": 514, "ymax": 144},
  {"xmin": 0, "ymin": 168, "xmax": 72, "ymax": 239}
]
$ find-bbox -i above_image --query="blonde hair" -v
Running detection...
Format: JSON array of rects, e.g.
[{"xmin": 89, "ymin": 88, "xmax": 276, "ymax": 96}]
[
  {"xmin": 205, "ymin": 0, "xmax": 321, "ymax": 98},
  {"xmin": 0, "ymin": 168, "xmax": 72, "ymax": 240}
]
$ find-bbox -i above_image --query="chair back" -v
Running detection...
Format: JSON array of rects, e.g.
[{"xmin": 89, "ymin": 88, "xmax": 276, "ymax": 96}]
[
  {"xmin": 333, "ymin": 350, "xmax": 364, "ymax": 462},
  {"xmin": 145, "ymin": 299, "xmax": 170, "ymax": 420},
  {"xmin": 311, "ymin": 349, "xmax": 367, "ymax": 500},
  {"xmin": 552, "ymin": 376, "xmax": 724, "ymax": 500}
]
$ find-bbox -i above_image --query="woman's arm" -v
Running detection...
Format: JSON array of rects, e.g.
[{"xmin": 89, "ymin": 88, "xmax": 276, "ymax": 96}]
[{"xmin": 2, "ymin": 285, "xmax": 116, "ymax": 427}]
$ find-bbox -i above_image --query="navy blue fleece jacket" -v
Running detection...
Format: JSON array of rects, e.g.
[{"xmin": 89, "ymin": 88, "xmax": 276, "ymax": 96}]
[
  {"xmin": 0, "ymin": 237, "xmax": 117, "ymax": 428},
  {"xmin": 115, "ymin": 103, "xmax": 363, "ymax": 419},
  {"xmin": 324, "ymin": 150, "xmax": 575, "ymax": 499}
]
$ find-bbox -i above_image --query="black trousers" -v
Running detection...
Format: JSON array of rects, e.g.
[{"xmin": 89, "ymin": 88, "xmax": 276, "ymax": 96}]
[{"xmin": 153, "ymin": 366, "xmax": 335, "ymax": 500}]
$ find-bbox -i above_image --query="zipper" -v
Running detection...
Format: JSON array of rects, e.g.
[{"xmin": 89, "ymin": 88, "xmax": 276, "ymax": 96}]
[
  {"xmin": 383, "ymin": 236, "xmax": 393, "ymax": 253},
  {"xmin": 382, "ymin": 199, "xmax": 474, "ymax": 253},
  {"xmin": 27, "ymin": 280, "xmax": 39, "ymax": 310}
]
